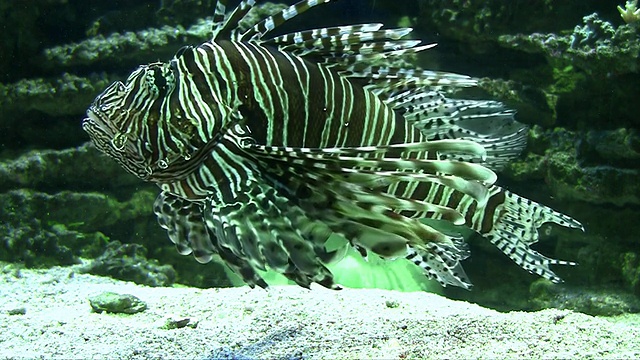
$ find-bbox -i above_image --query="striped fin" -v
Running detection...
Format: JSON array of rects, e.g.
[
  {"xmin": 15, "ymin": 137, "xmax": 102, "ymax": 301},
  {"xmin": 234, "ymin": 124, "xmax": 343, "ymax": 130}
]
[
  {"xmin": 346, "ymin": 67, "xmax": 476, "ymax": 88},
  {"xmin": 204, "ymin": 177, "xmax": 342, "ymax": 289},
  {"xmin": 154, "ymin": 190, "xmax": 269, "ymax": 288},
  {"xmin": 267, "ymin": 27, "xmax": 419, "ymax": 58},
  {"xmin": 328, "ymin": 43, "xmax": 439, "ymax": 69},
  {"xmin": 240, "ymin": 140, "xmax": 498, "ymax": 204},
  {"xmin": 241, "ymin": 140, "xmax": 497, "ymax": 183},
  {"xmin": 212, "ymin": 0, "xmax": 229, "ymax": 30},
  {"xmin": 392, "ymin": 91, "xmax": 528, "ymax": 170},
  {"xmin": 258, "ymin": 16, "xmax": 475, "ymax": 90},
  {"xmin": 255, "ymin": 159, "xmax": 475, "ymax": 288},
  {"xmin": 383, "ymin": 173, "xmax": 583, "ymax": 283},
  {"xmin": 406, "ymin": 241, "xmax": 472, "ymax": 290},
  {"xmin": 264, "ymin": 23, "xmax": 385, "ymax": 49},
  {"xmin": 231, "ymin": 127, "xmax": 478, "ymax": 261},
  {"xmin": 250, "ymin": 11, "xmax": 521, "ymax": 172},
  {"xmin": 482, "ymin": 188, "xmax": 583, "ymax": 283},
  {"xmin": 257, "ymin": 18, "xmax": 476, "ymax": 92},
  {"xmin": 245, "ymin": 139, "xmax": 487, "ymax": 158},
  {"xmin": 154, "ymin": 191, "xmax": 210, "ymax": 259},
  {"xmin": 259, "ymin": 16, "xmax": 527, "ymax": 170},
  {"xmin": 212, "ymin": 0, "xmax": 257, "ymax": 41},
  {"xmin": 241, "ymin": 0, "xmax": 334, "ymax": 42},
  {"xmin": 262, "ymin": 21, "xmax": 432, "ymax": 65},
  {"xmin": 337, "ymin": 66, "xmax": 479, "ymax": 100}
]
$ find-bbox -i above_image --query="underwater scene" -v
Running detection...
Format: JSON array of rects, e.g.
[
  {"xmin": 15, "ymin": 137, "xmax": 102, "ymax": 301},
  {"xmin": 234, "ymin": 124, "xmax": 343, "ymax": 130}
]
[{"xmin": 1, "ymin": 0, "xmax": 639, "ymax": 358}]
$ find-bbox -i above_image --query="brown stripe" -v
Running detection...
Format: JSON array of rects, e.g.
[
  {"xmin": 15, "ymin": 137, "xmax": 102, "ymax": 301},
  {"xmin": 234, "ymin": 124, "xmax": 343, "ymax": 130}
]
[{"xmin": 481, "ymin": 190, "xmax": 505, "ymax": 233}]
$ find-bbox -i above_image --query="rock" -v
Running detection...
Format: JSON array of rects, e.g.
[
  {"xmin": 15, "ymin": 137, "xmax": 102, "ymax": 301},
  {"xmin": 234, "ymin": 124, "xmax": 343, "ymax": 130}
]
[
  {"xmin": 81, "ymin": 241, "xmax": 176, "ymax": 287},
  {"xmin": 0, "ymin": 187, "xmax": 157, "ymax": 268},
  {"xmin": 530, "ymin": 279, "xmax": 640, "ymax": 316},
  {"xmin": 621, "ymin": 252, "xmax": 640, "ymax": 296},
  {"xmin": 88, "ymin": 291, "xmax": 147, "ymax": 314},
  {"xmin": 0, "ymin": 144, "xmax": 142, "ymax": 192},
  {"xmin": 498, "ymin": 13, "xmax": 640, "ymax": 77},
  {"xmin": 581, "ymin": 128, "xmax": 640, "ymax": 165},
  {"xmin": 546, "ymin": 149, "xmax": 640, "ymax": 206}
]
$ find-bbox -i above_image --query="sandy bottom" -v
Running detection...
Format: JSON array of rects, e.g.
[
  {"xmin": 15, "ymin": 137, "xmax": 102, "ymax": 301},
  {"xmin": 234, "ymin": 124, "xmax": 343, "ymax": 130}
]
[{"xmin": 1, "ymin": 264, "xmax": 639, "ymax": 359}]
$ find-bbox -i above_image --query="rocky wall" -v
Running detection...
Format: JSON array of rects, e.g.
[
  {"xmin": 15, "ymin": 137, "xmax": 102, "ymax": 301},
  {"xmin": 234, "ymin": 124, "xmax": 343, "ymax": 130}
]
[{"xmin": 1, "ymin": 0, "xmax": 638, "ymax": 314}]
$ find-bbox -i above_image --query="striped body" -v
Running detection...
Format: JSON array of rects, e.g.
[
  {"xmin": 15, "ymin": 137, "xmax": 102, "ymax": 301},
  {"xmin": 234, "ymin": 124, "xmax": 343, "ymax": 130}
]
[
  {"xmin": 83, "ymin": 0, "xmax": 582, "ymax": 290},
  {"xmin": 162, "ymin": 39, "xmax": 422, "ymax": 200}
]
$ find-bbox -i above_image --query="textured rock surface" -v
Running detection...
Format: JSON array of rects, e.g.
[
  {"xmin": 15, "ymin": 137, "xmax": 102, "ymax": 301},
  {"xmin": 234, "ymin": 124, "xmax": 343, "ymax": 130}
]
[
  {"xmin": 88, "ymin": 291, "xmax": 148, "ymax": 314},
  {"xmin": 0, "ymin": 0, "xmax": 638, "ymax": 313}
]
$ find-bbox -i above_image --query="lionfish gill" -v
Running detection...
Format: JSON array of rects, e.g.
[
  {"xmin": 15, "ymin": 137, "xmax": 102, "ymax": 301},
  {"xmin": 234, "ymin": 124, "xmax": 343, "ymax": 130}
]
[{"xmin": 83, "ymin": 0, "xmax": 583, "ymax": 290}]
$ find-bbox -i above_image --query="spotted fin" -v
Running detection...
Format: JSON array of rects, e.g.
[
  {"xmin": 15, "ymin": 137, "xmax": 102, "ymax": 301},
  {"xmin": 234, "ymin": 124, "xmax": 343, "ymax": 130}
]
[
  {"xmin": 389, "ymin": 91, "xmax": 527, "ymax": 170},
  {"xmin": 405, "ymin": 241, "xmax": 472, "ymax": 290},
  {"xmin": 154, "ymin": 190, "xmax": 269, "ymax": 288},
  {"xmin": 204, "ymin": 180, "xmax": 343, "ymax": 289},
  {"xmin": 153, "ymin": 191, "xmax": 210, "ymax": 260}
]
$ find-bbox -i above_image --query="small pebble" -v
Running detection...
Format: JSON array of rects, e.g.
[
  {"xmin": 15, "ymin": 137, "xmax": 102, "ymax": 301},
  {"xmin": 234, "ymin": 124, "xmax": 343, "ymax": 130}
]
[
  {"xmin": 385, "ymin": 300, "xmax": 400, "ymax": 308},
  {"xmin": 386, "ymin": 338, "xmax": 401, "ymax": 349},
  {"xmin": 158, "ymin": 314, "xmax": 199, "ymax": 329},
  {"xmin": 7, "ymin": 307, "xmax": 27, "ymax": 315}
]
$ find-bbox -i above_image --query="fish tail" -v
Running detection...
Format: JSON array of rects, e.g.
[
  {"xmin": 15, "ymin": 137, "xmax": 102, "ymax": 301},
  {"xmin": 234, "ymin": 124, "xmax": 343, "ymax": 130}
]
[{"xmin": 483, "ymin": 188, "xmax": 583, "ymax": 282}]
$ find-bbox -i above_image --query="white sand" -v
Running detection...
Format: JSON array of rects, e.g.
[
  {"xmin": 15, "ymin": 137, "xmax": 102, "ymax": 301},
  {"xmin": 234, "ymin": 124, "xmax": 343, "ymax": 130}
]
[{"xmin": 1, "ymin": 264, "xmax": 639, "ymax": 359}]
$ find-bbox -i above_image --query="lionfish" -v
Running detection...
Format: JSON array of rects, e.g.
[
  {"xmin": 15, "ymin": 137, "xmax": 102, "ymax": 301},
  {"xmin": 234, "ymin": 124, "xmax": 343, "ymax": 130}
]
[{"xmin": 83, "ymin": 0, "xmax": 583, "ymax": 290}]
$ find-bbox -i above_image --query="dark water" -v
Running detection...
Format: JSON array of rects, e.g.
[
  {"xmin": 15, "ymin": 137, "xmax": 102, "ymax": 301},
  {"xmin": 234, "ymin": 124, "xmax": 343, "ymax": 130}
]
[{"xmin": 0, "ymin": 0, "xmax": 638, "ymax": 317}]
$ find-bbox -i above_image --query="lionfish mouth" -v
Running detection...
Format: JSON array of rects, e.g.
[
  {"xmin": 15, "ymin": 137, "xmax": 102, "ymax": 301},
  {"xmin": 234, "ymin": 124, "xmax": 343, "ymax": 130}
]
[
  {"xmin": 85, "ymin": 104, "xmax": 105, "ymax": 123},
  {"xmin": 82, "ymin": 105, "xmax": 123, "ymax": 156},
  {"xmin": 82, "ymin": 106, "xmax": 101, "ymax": 132},
  {"xmin": 82, "ymin": 105, "xmax": 119, "ymax": 142}
]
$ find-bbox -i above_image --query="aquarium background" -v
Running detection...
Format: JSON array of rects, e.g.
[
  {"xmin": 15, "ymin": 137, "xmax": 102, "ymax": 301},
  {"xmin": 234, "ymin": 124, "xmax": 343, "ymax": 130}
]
[{"xmin": 0, "ymin": 0, "xmax": 638, "ymax": 316}]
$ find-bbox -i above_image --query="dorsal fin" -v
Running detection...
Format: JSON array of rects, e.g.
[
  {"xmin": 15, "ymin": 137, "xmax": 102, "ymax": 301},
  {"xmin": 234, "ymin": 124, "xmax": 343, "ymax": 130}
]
[
  {"xmin": 271, "ymin": 28, "xmax": 420, "ymax": 58},
  {"xmin": 212, "ymin": 0, "xmax": 229, "ymax": 33},
  {"xmin": 212, "ymin": 0, "xmax": 257, "ymax": 41},
  {"xmin": 263, "ymin": 23, "xmax": 384, "ymax": 50},
  {"xmin": 240, "ymin": 0, "xmax": 334, "ymax": 42}
]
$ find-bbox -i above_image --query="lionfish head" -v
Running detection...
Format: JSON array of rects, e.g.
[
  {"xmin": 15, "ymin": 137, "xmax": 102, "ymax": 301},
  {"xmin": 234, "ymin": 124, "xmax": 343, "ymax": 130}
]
[{"xmin": 83, "ymin": 60, "xmax": 200, "ymax": 182}]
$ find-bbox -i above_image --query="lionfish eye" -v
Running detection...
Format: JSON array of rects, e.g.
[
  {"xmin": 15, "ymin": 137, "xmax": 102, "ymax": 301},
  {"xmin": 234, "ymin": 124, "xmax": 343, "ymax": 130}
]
[
  {"xmin": 111, "ymin": 132, "xmax": 128, "ymax": 152},
  {"xmin": 144, "ymin": 63, "xmax": 176, "ymax": 94},
  {"xmin": 146, "ymin": 66, "xmax": 165, "ymax": 90}
]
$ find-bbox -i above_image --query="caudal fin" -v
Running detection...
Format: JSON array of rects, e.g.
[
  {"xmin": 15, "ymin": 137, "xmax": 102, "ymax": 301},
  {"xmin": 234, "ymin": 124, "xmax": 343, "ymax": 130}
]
[{"xmin": 481, "ymin": 188, "xmax": 583, "ymax": 283}]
